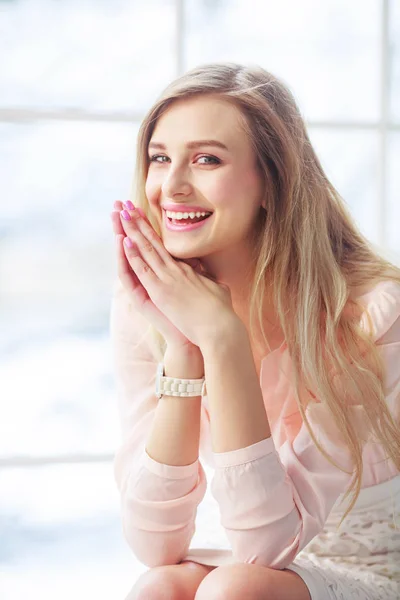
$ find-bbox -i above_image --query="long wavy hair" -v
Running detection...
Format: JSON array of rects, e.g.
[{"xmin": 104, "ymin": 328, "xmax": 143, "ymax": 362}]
[{"xmin": 129, "ymin": 62, "xmax": 400, "ymax": 520}]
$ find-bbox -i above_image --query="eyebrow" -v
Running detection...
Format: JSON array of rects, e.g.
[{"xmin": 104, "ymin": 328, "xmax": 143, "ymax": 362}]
[{"xmin": 148, "ymin": 139, "xmax": 229, "ymax": 151}]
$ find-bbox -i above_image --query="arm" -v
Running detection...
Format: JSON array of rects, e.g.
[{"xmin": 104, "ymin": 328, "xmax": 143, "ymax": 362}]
[
  {"xmin": 200, "ymin": 317, "xmax": 307, "ymax": 568},
  {"xmin": 146, "ymin": 343, "xmax": 205, "ymax": 466},
  {"xmin": 111, "ymin": 281, "xmax": 207, "ymax": 567},
  {"xmin": 201, "ymin": 316, "xmax": 271, "ymax": 453},
  {"xmin": 200, "ymin": 304, "xmax": 400, "ymax": 569}
]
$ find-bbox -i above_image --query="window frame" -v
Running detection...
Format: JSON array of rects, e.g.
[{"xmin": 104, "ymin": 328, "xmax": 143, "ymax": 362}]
[{"xmin": 1, "ymin": 0, "xmax": 398, "ymax": 469}]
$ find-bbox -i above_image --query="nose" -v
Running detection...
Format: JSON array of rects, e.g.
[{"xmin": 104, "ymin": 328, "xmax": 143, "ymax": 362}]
[{"xmin": 161, "ymin": 168, "xmax": 193, "ymax": 199}]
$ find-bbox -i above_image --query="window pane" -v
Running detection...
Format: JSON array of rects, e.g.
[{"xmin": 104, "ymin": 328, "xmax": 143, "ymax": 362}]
[
  {"xmin": 0, "ymin": 462, "xmax": 226, "ymax": 599},
  {"xmin": 390, "ymin": 0, "xmax": 400, "ymax": 122},
  {"xmin": 0, "ymin": 0, "xmax": 176, "ymax": 112},
  {"xmin": 388, "ymin": 133, "xmax": 400, "ymax": 259},
  {"xmin": 308, "ymin": 129, "xmax": 379, "ymax": 244},
  {"xmin": 0, "ymin": 463, "xmax": 145, "ymax": 599},
  {"xmin": 0, "ymin": 121, "xmax": 137, "ymax": 344},
  {"xmin": 0, "ymin": 335, "xmax": 119, "ymax": 458},
  {"xmin": 184, "ymin": 0, "xmax": 380, "ymax": 122},
  {"xmin": 0, "ymin": 121, "xmax": 138, "ymax": 458}
]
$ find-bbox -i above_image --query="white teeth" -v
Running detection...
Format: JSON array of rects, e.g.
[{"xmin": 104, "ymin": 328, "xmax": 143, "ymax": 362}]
[{"xmin": 165, "ymin": 210, "xmax": 211, "ymax": 220}]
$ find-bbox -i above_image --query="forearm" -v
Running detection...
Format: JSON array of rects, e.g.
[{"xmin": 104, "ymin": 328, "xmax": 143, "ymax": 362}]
[
  {"xmin": 201, "ymin": 317, "xmax": 271, "ymax": 453},
  {"xmin": 145, "ymin": 344, "xmax": 204, "ymax": 466},
  {"xmin": 118, "ymin": 344, "xmax": 207, "ymax": 567}
]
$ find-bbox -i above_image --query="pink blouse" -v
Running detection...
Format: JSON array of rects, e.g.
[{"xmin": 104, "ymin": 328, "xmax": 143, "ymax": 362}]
[{"xmin": 110, "ymin": 279, "xmax": 400, "ymax": 569}]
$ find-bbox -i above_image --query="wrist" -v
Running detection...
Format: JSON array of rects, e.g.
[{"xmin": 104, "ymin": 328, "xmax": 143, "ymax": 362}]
[
  {"xmin": 164, "ymin": 344, "xmax": 204, "ymax": 379},
  {"xmin": 200, "ymin": 314, "xmax": 247, "ymax": 358}
]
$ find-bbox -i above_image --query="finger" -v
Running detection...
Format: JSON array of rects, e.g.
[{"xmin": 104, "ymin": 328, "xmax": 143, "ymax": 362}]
[
  {"xmin": 180, "ymin": 258, "xmax": 199, "ymax": 268},
  {"xmin": 116, "ymin": 235, "xmax": 159, "ymax": 313},
  {"xmin": 115, "ymin": 200, "xmax": 143, "ymax": 213},
  {"xmin": 113, "ymin": 203, "xmax": 167, "ymax": 287},
  {"xmin": 116, "ymin": 234, "xmax": 156, "ymax": 313},
  {"xmin": 123, "ymin": 237, "xmax": 160, "ymax": 296},
  {"xmin": 111, "ymin": 210, "xmax": 125, "ymax": 236},
  {"xmin": 179, "ymin": 258, "xmax": 209, "ymax": 276},
  {"xmin": 112, "ymin": 202, "xmax": 150, "ymax": 236},
  {"xmin": 120, "ymin": 210, "xmax": 178, "ymax": 278},
  {"xmin": 117, "ymin": 233, "xmax": 190, "ymax": 344},
  {"xmin": 114, "ymin": 200, "xmax": 150, "ymax": 229},
  {"xmin": 115, "ymin": 234, "xmax": 141, "ymax": 294},
  {"xmin": 115, "ymin": 201, "xmax": 148, "ymax": 220},
  {"xmin": 179, "ymin": 258, "xmax": 203, "ymax": 275}
]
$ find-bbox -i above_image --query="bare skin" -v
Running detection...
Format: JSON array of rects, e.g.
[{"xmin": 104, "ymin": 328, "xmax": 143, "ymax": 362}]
[
  {"xmin": 112, "ymin": 202, "xmax": 310, "ymax": 599},
  {"xmin": 112, "ymin": 93, "xmax": 313, "ymax": 598},
  {"xmin": 125, "ymin": 561, "xmax": 215, "ymax": 599},
  {"xmin": 126, "ymin": 560, "xmax": 311, "ymax": 600}
]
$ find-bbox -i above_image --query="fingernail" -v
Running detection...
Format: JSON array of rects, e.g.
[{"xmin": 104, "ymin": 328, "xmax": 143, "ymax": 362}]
[
  {"xmin": 124, "ymin": 201, "xmax": 135, "ymax": 210},
  {"xmin": 121, "ymin": 210, "xmax": 131, "ymax": 221},
  {"xmin": 124, "ymin": 237, "xmax": 134, "ymax": 248}
]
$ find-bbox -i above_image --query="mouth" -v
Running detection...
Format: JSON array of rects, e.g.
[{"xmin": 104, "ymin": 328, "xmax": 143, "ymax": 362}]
[{"xmin": 163, "ymin": 209, "xmax": 214, "ymax": 232}]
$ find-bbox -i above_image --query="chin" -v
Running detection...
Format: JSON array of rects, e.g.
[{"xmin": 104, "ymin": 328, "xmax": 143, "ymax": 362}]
[
  {"xmin": 169, "ymin": 249, "xmax": 196, "ymax": 261},
  {"xmin": 162, "ymin": 235, "xmax": 211, "ymax": 262}
]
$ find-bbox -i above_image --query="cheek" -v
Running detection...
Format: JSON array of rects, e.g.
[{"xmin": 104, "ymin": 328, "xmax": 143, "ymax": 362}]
[
  {"xmin": 208, "ymin": 168, "xmax": 257, "ymax": 209},
  {"xmin": 145, "ymin": 176, "xmax": 159, "ymax": 205}
]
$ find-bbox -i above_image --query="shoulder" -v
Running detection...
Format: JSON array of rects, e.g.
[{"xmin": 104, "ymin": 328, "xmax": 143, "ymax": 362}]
[{"xmin": 353, "ymin": 279, "xmax": 400, "ymax": 342}]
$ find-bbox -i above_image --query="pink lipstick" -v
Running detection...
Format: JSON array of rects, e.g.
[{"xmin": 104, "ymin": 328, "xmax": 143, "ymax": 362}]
[{"xmin": 163, "ymin": 210, "xmax": 213, "ymax": 232}]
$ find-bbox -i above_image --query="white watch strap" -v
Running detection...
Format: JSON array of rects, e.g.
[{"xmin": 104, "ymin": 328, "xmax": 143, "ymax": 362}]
[{"xmin": 155, "ymin": 362, "xmax": 206, "ymax": 398}]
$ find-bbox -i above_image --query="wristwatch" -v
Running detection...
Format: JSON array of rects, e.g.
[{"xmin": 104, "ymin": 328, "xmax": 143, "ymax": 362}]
[{"xmin": 155, "ymin": 362, "xmax": 206, "ymax": 399}]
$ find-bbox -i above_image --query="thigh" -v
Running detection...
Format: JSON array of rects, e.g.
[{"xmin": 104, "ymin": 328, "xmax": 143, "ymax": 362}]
[
  {"xmin": 194, "ymin": 563, "xmax": 311, "ymax": 600},
  {"xmin": 126, "ymin": 561, "xmax": 216, "ymax": 600}
]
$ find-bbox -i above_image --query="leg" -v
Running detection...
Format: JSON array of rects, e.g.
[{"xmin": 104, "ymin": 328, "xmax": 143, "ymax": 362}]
[
  {"xmin": 126, "ymin": 561, "xmax": 216, "ymax": 600},
  {"xmin": 194, "ymin": 563, "xmax": 311, "ymax": 600}
]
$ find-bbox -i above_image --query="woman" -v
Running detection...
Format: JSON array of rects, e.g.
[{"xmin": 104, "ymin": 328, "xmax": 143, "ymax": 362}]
[{"xmin": 110, "ymin": 63, "xmax": 400, "ymax": 599}]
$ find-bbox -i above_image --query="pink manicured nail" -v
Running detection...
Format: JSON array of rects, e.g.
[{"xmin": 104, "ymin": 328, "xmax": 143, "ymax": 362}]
[
  {"xmin": 121, "ymin": 210, "xmax": 131, "ymax": 221},
  {"xmin": 124, "ymin": 237, "xmax": 134, "ymax": 248},
  {"xmin": 124, "ymin": 201, "xmax": 135, "ymax": 210}
]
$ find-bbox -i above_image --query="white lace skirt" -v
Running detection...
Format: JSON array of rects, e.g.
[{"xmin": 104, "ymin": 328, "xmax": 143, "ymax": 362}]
[
  {"xmin": 184, "ymin": 548, "xmax": 400, "ymax": 600},
  {"xmin": 185, "ymin": 476, "xmax": 400, "ymax": 599},
  {"xmin": 286, "ymin": 478, "xmax": 400, "ymax": 600},
  {"xmin": 287, "ymin": 554, "xmax": 400, "ymax": 600}
]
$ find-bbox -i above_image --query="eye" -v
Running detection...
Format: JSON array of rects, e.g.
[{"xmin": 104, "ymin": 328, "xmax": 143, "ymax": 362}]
[
  {"xmin": 197, "ymin": 155, "xmax": 220, "ymax": 165},
  {"xmin": 149, "ymin": 154, "xmax": 169, "ymax": 163},
  {"xmin": 148, "ymin": 154, "xmax": 221, "ymax": 165}
]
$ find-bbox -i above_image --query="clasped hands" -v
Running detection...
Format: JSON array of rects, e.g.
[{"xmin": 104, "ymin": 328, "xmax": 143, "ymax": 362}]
[{"xmin": 110, "ymin": 201, "xmax": 239, "ymax": 351}]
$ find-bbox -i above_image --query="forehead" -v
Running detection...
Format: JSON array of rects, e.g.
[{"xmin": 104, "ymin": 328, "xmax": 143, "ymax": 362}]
[{"xmin": 150, "ymin": 95, "xmax": 247, "ymax": 149}]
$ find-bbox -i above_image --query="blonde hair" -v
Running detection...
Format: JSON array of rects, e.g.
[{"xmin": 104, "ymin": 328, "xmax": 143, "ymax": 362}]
[{"xmin": 130, "ymin": 62, "xmax": 400, "ymax": 520}]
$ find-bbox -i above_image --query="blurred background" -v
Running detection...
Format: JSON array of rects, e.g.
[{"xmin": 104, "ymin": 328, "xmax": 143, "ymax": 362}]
[{"xmin": 0, "ymin": 0, "xmax": 399, "ymax": 598}]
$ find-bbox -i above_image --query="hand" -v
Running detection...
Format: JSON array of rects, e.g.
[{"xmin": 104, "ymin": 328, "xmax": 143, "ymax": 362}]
[
  {"xmin": 111, "ymin": 201, "xmax": 203, "ymax": 352},
  {"xmin": 118, "ymin": 204, "xmax": 238, "ymax": 349}
]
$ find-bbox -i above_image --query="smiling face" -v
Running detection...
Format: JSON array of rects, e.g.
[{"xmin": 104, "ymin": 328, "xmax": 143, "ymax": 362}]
[{"xmin": 145, "ymin": 94, "xmax": 265, "ymax": 288}]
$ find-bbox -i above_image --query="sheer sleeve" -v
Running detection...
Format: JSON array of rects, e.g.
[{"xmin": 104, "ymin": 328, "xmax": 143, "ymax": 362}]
[
  {"xmin": 111, "ymin": 280, "xmax": 207, "ymax": 567},
  {"xmin": 209, "ymin": 280, "xmax": 400, "ymax": 568}
]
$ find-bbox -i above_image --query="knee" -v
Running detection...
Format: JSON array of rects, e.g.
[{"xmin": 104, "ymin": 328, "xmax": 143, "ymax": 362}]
[
  {"xmin": 194, "ymin": 564, "xmax": 260, "ymax": 600},
  {"xmin": 125, "ymin": 566, "xmax": 187, "ymax": 600},
  {"xmin": 194, "ymin": 565, "xmax": 238, "ymax": 600}
]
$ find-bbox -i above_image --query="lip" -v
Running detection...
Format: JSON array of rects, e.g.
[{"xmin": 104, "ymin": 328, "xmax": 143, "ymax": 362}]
[
  {"xmin": 161, "ymin": 204, "xmax": 213, "ymax": 214},
  {"xmin": 163, "ymin": 209, "xmax": 213, "ymax": 232}
]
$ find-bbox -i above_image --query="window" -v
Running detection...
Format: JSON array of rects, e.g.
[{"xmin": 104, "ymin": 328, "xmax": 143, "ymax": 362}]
[{"xmin": 1, "ymin": 1, "xmax": 398, "ymax": 598}]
